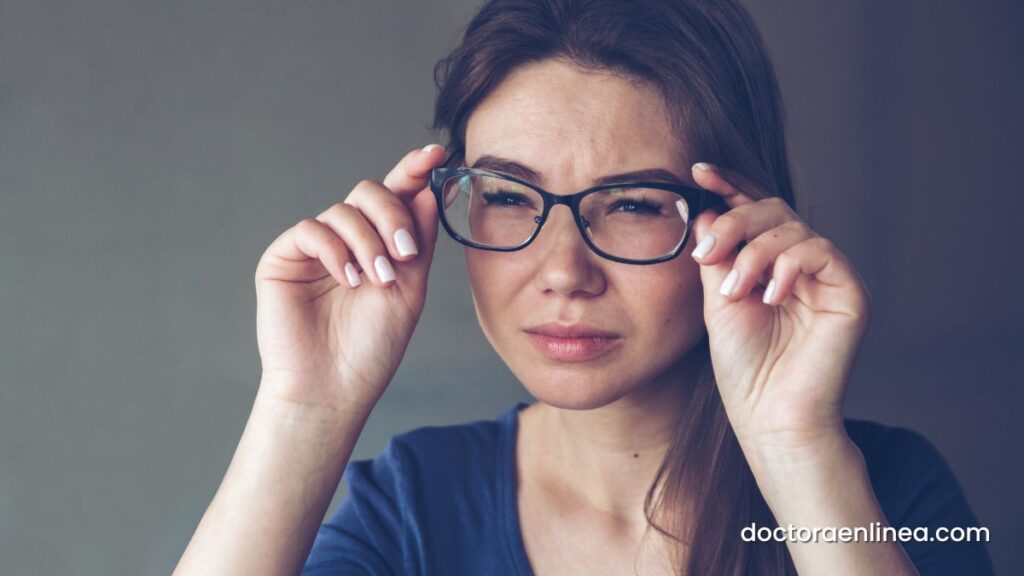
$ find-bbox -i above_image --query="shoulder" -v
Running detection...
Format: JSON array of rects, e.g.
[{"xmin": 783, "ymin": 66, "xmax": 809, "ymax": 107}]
[
  {"xmin": 390, "ymin": 410, "xmax": 506, "ymax": 467},
  {"xmin": 843, "ymin": 418, "xmax": 959, "ymax": 521},
  {"xmin": 843, "ymin": 418, "xmax": 995, "ymax": 574},
  {"xmin": 844, "ymin": 418, "xmax": 948, "ymax": 484},
  {"xmin": 843, "ymin": 418, "xmax": 967, "ymax": 524},
  {"xmin": 304, "ymin": 406, "xmax": 523, "ymax": 574}
]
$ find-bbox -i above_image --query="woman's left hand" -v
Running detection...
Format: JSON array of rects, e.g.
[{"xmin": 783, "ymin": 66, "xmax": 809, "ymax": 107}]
[{"xmin": 689, "ymin": 162, "xmax": 871, "ymax": 455}]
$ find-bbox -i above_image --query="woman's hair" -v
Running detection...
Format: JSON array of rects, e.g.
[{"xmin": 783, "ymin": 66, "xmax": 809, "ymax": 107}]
[{"xmin": 432, "ymin": 0, "xmax": 798, "ymax": 573}]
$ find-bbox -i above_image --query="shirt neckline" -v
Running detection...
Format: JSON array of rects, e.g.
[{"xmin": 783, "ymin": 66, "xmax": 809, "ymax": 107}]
[{"xmin": 498, "ymin": 401, "xmax": 535, "ymax": 576}]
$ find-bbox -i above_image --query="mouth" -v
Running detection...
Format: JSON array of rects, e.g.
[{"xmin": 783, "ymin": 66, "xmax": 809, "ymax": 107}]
[{"xmin": 522, "ymin": 323, "xmax": 622, "ymax": 362}]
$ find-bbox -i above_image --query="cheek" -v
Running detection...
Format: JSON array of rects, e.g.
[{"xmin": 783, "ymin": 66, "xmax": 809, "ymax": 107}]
[
  {"xmin": 465, "ymin": 250, "xmax": 523, "ymax": 319},
  {"xmin": 633, "ymin": 259, "xmax": 705, "ymax": 332}
]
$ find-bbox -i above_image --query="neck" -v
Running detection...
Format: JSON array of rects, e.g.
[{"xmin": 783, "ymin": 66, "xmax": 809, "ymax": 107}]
[{"xmin": 532, "ymin": 348, "xmax": 705, "ymax": 527}]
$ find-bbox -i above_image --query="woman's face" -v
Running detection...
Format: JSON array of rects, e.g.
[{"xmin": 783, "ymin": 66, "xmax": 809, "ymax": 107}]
[{"xmin": 463, "ymin": 58, "xmax": 706, "ymax": 410}]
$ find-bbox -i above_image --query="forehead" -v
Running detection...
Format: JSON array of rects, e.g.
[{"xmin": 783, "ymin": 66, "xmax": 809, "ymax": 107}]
[{"xmin": 464, "ymin": 59, "xmax": 687, "ymax": 185}]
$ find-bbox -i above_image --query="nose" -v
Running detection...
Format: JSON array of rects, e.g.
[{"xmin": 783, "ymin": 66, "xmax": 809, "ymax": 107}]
[{"xmin": 529, "ymin": 204, "xmax": 607, "ymax": 297}]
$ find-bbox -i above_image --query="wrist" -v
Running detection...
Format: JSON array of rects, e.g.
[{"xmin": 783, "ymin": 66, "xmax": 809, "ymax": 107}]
[
  {"xmin": 215, "ymin": 389, "xmax": 371, "ymax": 526},
  {"xmin": 741, "ymin": 422, "xmax": 860, "ymax": 471},
  {"xmin": 238, "ymin": 384, "xmax": 378, "ymax": 486},
  {"xmin": 731, "ymin": 407, "xmax": 848, "ymax": 471},
  {"xmin": 737, "ymin": 424, "xmax": 852, "ymax": 470},
  {"xmin": 255, "ymin": 374, "xmax": 381, "ymax": 429},
  {"xmin": 179, "ymin": 388, "xmax": 369, "ymax": 575},
  {"xmin": 738, "ymin": 428, "xmax": 865, "ymax": 506}
]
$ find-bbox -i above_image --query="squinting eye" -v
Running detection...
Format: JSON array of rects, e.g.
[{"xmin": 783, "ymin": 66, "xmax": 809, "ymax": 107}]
[
  {"xmin": 482, "ymin": 190, "xmax": 535, "ymax": 208},
  {"xmin": 610, "ymin": 198, "xmax": 663, "ymax": 215}
]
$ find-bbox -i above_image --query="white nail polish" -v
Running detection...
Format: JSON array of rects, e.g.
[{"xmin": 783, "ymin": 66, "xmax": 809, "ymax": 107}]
[
  {"xmin": 344, "ymin": 263, "xmax": 361, "ymax": 288},
  {"xmin": 675, "ymin": 200, "xmax": 690, "ymax": 224},
  {"xmin": 763, "ymin": 278, "xmax": 776, "ymax": 304},
  {"xmin": 720, "ymin": 269, "xmax": 739, "ymax": 297},
  {"xmin": 421, "ymin": 143, "xmax": 441, "ymax": 153},
  {"xmin": 693, "ymin": 162, "xmax": 711, "ymax": 171},
  {"xmin": 394, "ymin": 228, "xmax": 418, "ymax": 257},
  {"xmin": 374, "ymin": 255, "xmax": 396, "ymax": 283},
  {"xmin": 692, "ymin": 234, "xmax": 716, "ymax": 260}
]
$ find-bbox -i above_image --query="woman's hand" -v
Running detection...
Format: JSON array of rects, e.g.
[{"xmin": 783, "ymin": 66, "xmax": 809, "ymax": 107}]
[
  {"xmin": 253, "ymin": 144, "xmax": 446, "ymax": 414},
  {"xmin": 688, "ymin": 162, "xmax": 872, "ymax": 455},
  {"xmin": 688, "ymin": 163, "xmax": 922, "ymax": 576}
]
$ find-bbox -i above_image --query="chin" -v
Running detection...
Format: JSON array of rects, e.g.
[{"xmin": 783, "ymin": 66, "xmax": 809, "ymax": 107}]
[{"xmin": 513, "ymin": 363, "xmax": 639, "ymax": 411}]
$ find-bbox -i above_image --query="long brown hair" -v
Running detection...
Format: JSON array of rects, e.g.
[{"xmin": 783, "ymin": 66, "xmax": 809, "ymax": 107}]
[{"xmin": 432, "ymin": 0, "xmax": 798, "ymax": 573}]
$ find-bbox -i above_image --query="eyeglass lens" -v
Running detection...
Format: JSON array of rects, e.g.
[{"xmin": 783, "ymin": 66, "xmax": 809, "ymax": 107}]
[{"xmin": 440, "ymin": 173, "xmax": 691, "ymax": 261}]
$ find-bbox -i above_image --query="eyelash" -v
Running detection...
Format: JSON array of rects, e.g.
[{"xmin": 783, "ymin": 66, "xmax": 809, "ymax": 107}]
[
  {"xmin": 611, "ymin": 196, "xmax": 662, "ymax": 214},
  {"xmin": 482, "ymin": 191, "xmax": 664, "ymax": 216},
  {"xmin": 482, "ymin": 191, "xmax": 536, "ymax": 208}
]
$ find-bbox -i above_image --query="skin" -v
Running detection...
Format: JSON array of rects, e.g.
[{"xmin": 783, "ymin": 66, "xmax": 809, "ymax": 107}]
[
  {"xmin": 176, "ymin": 58, "xmax": 918, "ymax": 575},
  {"xmin": 464, "ymin": 59, "xmax": 703, "ymax": 525},
  {"xmin": 463, "ymin": 59, "xmax": 708, "ymax": 573},
  {"xmin": 462, "ymin": 59, "xmax": 918, "ymax": 574}
]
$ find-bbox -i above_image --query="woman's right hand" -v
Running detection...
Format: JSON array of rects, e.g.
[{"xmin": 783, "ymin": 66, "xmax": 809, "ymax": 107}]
[{"xmin": 253, "ymin": 144, "xmax": 446, "ymax": 414}]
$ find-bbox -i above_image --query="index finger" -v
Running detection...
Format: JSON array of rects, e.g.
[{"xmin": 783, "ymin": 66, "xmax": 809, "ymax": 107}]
[
  {"xmin": 382, "ymin": 144, "xmax": 446, "ymax": 198},
  {"xmin": 691, "ymin": 162, "xmax": 769, "ymax": 209}
]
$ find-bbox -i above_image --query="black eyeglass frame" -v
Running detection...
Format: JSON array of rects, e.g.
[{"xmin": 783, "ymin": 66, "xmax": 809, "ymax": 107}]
[{"xmin": 430, "ymin": 166, "xmax": 714, "ymax": 265}]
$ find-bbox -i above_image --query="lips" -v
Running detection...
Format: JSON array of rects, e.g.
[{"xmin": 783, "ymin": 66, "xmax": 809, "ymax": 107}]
[
  {"xmin": 523, "ymin": 322, "xmax": 621, "ymax": 339},
  {"xmin": 523, "ymin": 322, "xmax": 622, "ymax": 362}
]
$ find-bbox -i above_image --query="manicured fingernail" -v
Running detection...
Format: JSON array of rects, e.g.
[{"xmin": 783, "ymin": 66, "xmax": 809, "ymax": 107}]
[
  {"xmin": 394, "ymin": 228, "xmax": 418, "ymax": 257},
  {"xmin": 675, "ymin": 200, "xmax": 690, "ymax": 223},
  {"xmin": 344, "ymin": 263, "xmax": 361, "ymax": 288},
  {"xmin": 422, "ymin": 143, "xmax": 442, "ymax": 153},
  {"xmin": 374, "ymin": 255, "xmax": 396, "ymax": 283},
  {"xmin": 763, "ymin": 278, "xmax": 777, "ymax": 304},
  {"xmin": 692, "ymin": 234, "xmax": 716, "ymax": 260},
  {"xmin": 693, "ymin": 162, "xmax": 713, "ymax": 172},
  {"xmin": 720, "ymin": 268, "xmax": 740, "ymax": 297}
]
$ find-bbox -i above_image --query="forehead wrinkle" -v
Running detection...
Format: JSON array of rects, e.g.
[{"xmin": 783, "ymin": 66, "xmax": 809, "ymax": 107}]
[
  {"xmin": 465, "ymin": 61, "xmax": 687, "ymax": 189},
  {"xmin": 469, "ymin": 104, "xmax": 667, "ymax": 187}
]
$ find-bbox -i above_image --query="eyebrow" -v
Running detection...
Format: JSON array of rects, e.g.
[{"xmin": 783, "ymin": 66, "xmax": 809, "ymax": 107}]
[{"xmin": 469, "ymin": 154, "xmax": 687, "ymax": 187}]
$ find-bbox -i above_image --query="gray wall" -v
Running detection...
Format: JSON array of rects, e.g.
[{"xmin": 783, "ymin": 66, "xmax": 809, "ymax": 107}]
[{"xmin": 1, "ymin": 1, "xmax": 1020, "ymax": 574}]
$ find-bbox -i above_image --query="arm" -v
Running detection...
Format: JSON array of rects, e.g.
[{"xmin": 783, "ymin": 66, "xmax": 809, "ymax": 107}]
[
  {"xmin": 174, "ymin": 390, "xmax": 374, "ymax": 575},
  {"xmin": 688, "ymin": 162, "xmax": 915, "ymax": 573},
  {"xmin": 174, "ymin": 144, "xmax": 445, "ymax": 574}
]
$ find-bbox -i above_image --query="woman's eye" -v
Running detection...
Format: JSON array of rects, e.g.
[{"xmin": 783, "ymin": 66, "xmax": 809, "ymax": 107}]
[
  {"xmin": 610, "ymin": 199, "xmax": 663, "ymax": 215},
  {"xmin": 482, "ymin": 191, "xmax": 534, "ymax": 208}
]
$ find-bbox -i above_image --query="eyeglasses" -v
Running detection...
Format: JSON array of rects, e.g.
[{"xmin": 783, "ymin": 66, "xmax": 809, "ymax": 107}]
[{"xmin": 430, "ymin": 167, "xmax": 713, "ymax": 265}]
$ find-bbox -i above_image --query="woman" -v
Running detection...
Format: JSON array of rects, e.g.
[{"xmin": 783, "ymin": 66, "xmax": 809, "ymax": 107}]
[{"xmin": 176, "ymin": 0, "xmax": 993, "ymax": 574}]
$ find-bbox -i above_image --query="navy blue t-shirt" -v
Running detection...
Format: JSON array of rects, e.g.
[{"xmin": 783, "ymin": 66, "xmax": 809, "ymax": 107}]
[{"xmin": 302, "ymin": 402, "xmax": 993, "ymax": 575}]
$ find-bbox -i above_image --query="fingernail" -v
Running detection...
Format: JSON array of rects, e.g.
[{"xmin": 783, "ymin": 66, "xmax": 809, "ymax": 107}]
[
  {"xmin": 693, "ymin": 162, "xmax": 713, "ymax": 172},
  {"xmin": 692, "ymin": 234, "xmax": 716, "ymax": 260},
  {"xmin": 422, "ymin": 143, "xmax": 442, "ymax": 153},
  {"xmin": 344, "ymin": 262, "xmax": 361, "ymax": 288},
  {"xmin": 763, "ymin": 278, "xmax": 776, "ymax": 304},
  {"xmin": 374, "ymin": 255, "xmax": 396, "ymax": 283},
  {"xmin": 720, "ymin": 268, "xmax": 740, "ymax": 297},
  {"xmin": 675, "ymin": 199, "xmax": 690, "ymax": 224},
  {"xmin": 394, "ymin": 228, "xmax": 418, "ymax": 257}
]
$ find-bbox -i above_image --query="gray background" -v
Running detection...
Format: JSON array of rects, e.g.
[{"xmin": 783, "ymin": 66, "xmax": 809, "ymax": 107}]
[{"xmin": 1, "ymin": 1, "xmax": 1021, "ymax": 574}]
